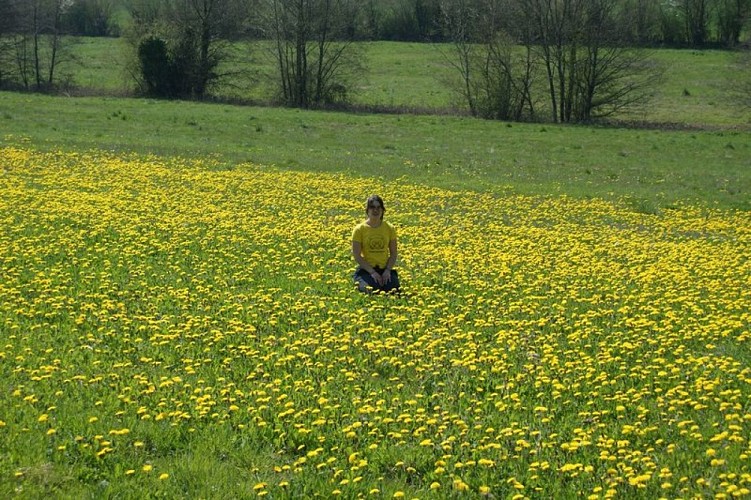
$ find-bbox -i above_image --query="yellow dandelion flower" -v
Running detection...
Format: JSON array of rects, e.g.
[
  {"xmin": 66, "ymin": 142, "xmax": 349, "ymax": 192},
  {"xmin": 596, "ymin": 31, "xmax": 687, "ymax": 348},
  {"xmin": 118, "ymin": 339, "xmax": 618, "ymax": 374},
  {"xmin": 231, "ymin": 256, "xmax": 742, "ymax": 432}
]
[{"xmin": 453, "ymin": 479, "xmax": 469, "ymax": 491}]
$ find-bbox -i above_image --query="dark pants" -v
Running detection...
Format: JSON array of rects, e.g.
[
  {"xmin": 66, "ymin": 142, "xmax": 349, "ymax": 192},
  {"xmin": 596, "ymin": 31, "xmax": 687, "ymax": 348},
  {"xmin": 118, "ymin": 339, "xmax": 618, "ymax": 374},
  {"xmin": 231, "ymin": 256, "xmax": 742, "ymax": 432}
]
[{"xmin": 354, "ymin": 267, "xmax": 400, "ymax": 293}]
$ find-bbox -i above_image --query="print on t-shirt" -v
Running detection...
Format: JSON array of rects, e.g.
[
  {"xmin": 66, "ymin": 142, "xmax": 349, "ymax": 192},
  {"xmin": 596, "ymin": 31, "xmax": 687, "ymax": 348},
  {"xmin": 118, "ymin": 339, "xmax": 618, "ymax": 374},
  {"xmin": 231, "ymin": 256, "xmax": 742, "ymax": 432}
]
[{"xmin": 368, "ymin": 234, "xmax": 386, "ymax": 251}]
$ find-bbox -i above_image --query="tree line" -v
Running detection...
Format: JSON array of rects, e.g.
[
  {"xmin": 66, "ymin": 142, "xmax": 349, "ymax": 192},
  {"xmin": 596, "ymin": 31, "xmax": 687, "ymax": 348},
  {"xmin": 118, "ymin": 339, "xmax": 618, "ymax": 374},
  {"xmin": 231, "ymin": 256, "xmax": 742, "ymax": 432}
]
[
  {"xmin": 0, "ymin": 0, "xmax": 749, "ymax": 123},
  {"xmin": 4, "ymin": 0, "xmax": 750, "ymax": 46}
]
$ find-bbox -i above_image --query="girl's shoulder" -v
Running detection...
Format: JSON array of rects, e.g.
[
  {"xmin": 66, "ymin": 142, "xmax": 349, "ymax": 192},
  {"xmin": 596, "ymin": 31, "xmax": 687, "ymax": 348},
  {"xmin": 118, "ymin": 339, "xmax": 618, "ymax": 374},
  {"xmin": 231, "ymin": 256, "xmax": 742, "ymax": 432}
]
[{"xmin": 352, "ymin": 220, "xmax": 370, "ymax": 234}]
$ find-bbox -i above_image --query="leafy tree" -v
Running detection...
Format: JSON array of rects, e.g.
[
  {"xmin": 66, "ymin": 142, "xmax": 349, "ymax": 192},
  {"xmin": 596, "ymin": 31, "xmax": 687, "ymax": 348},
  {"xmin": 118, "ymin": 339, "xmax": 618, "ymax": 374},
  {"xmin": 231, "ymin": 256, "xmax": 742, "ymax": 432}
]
[
  {"xmin": 65, "ymin": 0, "xmax": 117, "ymax": 36},
  {"xmin": 127, "ymin": 0, "xmax": 251, "ymax": 99},
  {"xmin": 617, "ymin": 0, "xmax": 662, "ymax": 46},
  {"xmin": 414, "ymin": 0, "xmax": 442, "ymax": 41},
  {"xmin": 376, "ymin": 0, "xmax": 443, "ymax": 41},
  {"xmin": 137, "ymin": 35, "xmax": 173, "ymax": 96},
  {"xmin": 656, "ymin": 1, "xmax": 684, "ymax": 45},
  {"xmin": 681, "ymin": 0, "xmax": 710, "ymax": 47},
  {"xmin": 715, "ymin": 0, "xmax": 751, "ymax": 46}
]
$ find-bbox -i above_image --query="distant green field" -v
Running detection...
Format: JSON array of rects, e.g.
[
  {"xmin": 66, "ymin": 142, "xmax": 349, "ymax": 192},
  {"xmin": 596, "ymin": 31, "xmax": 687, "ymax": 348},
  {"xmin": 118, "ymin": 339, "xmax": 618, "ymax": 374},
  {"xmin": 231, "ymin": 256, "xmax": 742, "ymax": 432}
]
[{"xmin": 62, "ymin": 37, "xmax": 751, "ymax": 127}]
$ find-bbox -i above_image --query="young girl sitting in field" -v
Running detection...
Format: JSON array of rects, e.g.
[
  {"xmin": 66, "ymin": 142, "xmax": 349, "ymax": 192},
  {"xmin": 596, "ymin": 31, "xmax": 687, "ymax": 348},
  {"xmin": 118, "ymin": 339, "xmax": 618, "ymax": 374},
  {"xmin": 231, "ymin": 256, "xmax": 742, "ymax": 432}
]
[{"xmin": 351, "ymin": 195, "xmax": 400, "ymax": 294}]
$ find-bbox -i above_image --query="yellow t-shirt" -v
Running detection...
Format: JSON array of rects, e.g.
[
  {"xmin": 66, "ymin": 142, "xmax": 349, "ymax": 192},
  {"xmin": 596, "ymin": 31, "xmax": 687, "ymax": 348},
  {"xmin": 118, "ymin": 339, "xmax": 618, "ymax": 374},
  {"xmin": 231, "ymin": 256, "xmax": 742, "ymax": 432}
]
[{"xmin": 352, "ymin": 221, "xmax": 396, "ymax": 269}]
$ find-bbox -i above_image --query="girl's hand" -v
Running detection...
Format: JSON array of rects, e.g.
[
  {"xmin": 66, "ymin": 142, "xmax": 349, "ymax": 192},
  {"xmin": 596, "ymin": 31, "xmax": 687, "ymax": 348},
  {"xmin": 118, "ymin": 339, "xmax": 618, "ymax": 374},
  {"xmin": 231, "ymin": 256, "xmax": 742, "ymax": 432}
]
[
  {"xmin": 371, "ymin": 271, "xmax": 383, "ymax": 286},
  {"xmin": 382, "ymin": 269, "xmax": 392, "ymax": 284}
]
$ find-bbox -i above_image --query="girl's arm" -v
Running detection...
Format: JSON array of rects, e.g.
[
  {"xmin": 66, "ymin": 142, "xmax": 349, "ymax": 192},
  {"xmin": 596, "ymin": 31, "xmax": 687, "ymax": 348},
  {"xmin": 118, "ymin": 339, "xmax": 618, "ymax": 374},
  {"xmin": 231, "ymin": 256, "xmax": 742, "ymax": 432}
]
[
  {"xmin": 386, "ymin": 238, "xmax": 398, "ymax": 271},
  {"xmin": 352, "ymin": 241, "xmax": 382, "ymax": 284},
  {"xmin": 382, "ymin": 238, "xmax": 398, "ymax": 283}
]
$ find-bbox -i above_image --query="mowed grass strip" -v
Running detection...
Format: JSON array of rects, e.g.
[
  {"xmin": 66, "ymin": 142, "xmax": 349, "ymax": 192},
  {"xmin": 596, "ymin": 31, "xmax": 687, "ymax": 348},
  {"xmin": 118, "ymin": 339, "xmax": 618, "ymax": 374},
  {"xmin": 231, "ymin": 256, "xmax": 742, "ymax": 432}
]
[{"xmin": 0, "ymin": 147, "xmax": 749, "ymax": 498}]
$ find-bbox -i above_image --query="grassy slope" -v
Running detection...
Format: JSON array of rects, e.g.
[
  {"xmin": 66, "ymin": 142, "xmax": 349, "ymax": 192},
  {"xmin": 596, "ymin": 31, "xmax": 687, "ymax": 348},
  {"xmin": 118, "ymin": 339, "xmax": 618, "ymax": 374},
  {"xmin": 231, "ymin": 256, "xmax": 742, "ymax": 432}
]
[
  {"xmin": 64, "ymin": 38, "xmax": 751, "ymax": 127},
  {"xmin": 2, "ymin": 92, "xmax": 749, "ymax": 211},
  {"xmin": 648, "ymin": 49, "xmax": 750, "ymax": 126}
]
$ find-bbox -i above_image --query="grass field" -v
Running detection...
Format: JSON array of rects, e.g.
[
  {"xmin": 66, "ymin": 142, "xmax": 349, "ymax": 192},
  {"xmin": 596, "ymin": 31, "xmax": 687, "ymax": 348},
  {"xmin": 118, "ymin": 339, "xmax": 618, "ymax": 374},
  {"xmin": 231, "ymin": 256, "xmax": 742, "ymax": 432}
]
[
  {"xmin": 63, "ymin": 37, "xmax": 751, "ymax": 127},
  {"xmin": 2, "ymin": 92, "xmax": 750, "ymax": 212},
  {"xmin": 1, "ymin": 145, "xmax": 749, "ymax": 498},
  {"xmin": 1, "ymin": 42, "xmax": 750, "ymax": 499}
]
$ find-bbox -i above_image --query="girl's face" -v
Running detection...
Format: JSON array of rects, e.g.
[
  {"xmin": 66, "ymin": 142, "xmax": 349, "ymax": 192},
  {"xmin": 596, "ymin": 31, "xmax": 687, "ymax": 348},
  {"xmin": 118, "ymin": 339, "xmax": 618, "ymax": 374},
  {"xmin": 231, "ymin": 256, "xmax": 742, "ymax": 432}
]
[{"xmin": 367, "ymin": 200, "xmax": 384, "ymax": 220}]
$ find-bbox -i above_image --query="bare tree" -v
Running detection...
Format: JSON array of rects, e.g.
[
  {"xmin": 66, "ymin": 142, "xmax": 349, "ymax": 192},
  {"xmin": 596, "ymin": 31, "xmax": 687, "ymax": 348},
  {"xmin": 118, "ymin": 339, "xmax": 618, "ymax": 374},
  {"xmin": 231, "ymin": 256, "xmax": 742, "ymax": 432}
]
[
  {"xmin": 573, "ymin": 0, "xmax": 663, "ymax": 120},
  {"xmin": 0, "ymin": 0, "xmax": 16, "ymax": 87},
  {"xmin": 263, "ymin": 0, "xmax": 363, "ymax": 108},
  {"xmin": 518, "ymin": 0, "xmax": 589, "ymax": 122},
  {"xmin": 514, "ymin": 0, "xmax": 661, "ymax": 123},
  {"xmin": 440, "ymin": 0, "xmax": 479, "ymax": 114},
  {"xmin": 10, "ymin": 0, "xmax": 70, "ymax": 91},
  {"xmin": 441, "ymin": 0, "xmax": 536, "ymax": 120}
]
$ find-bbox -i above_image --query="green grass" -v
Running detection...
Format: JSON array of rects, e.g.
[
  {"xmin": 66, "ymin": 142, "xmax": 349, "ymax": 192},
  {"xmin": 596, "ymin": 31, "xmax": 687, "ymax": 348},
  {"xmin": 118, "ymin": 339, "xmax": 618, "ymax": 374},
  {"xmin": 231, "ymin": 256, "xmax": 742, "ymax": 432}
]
[
  {"xmin": 1, "ymin": 91, "xmax": 749, "ymax": 211},
  {"xmin": 356, "ymin": 42, "xmax": 457, "ymax": 110},
  {"xmin": 1, "ymin": 41, "xmax": 750, "ymax": 500},
  {"xmin": 61, "ymin": 38, "xmax": 751, "ymax": 127},
  {"xmin": 1, "ymin": 146, "xmax": 749, "ymax": 499},
  {"xmin": 648, "ymin": 49, "xmax": 750, "ymax": 126},
  {"xmin": 64, "ymin": 37, "xmax": 132, "ymax": 93}
]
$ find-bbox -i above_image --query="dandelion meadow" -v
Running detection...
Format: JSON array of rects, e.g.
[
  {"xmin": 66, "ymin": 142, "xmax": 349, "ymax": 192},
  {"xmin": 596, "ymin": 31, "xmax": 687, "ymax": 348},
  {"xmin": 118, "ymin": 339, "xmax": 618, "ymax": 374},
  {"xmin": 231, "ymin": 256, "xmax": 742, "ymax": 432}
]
[{"xmin": 1, "ymin": 146, "xmax": 750, "ymax": 498}]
